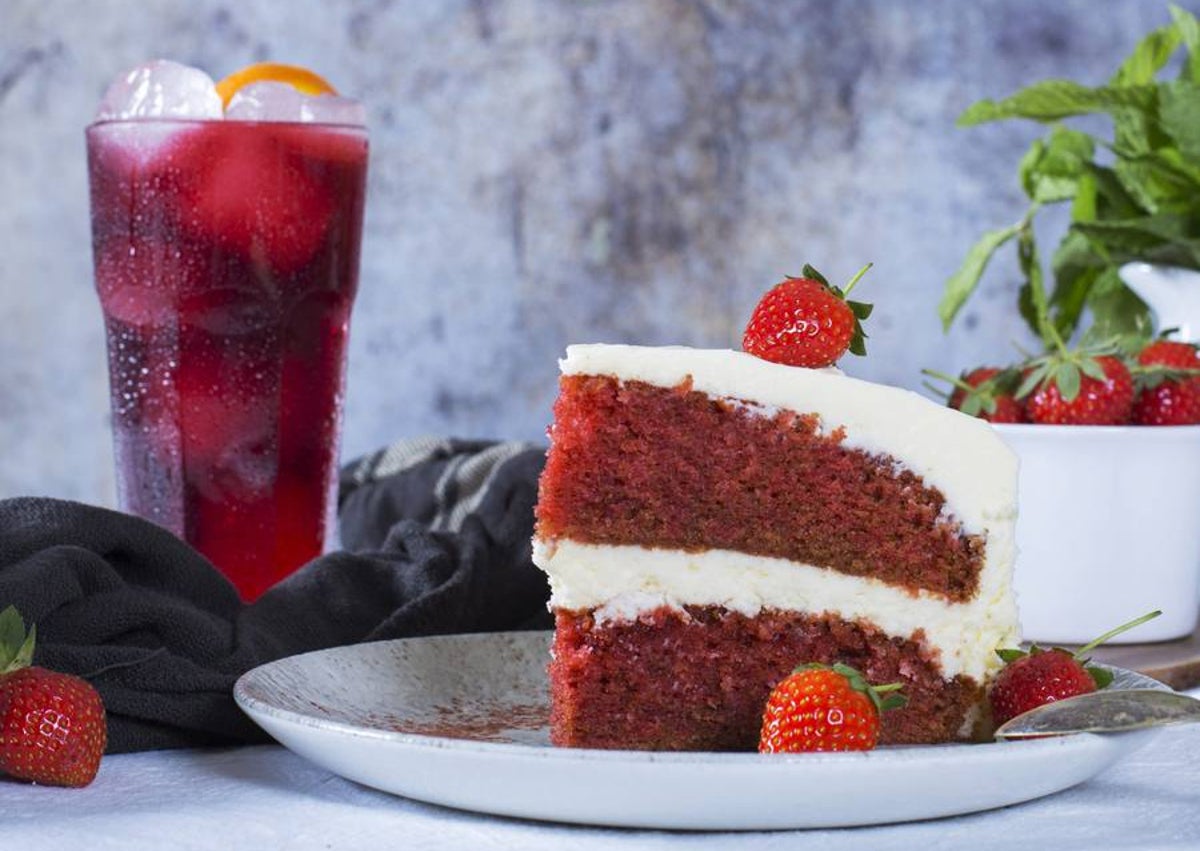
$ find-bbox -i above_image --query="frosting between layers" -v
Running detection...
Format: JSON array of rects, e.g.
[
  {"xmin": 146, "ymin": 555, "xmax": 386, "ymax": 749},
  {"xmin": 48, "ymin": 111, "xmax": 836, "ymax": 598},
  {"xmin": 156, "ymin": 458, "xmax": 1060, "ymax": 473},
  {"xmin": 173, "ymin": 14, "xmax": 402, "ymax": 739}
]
[
  {"xmin": 535, "ymin": 539, "xmax": 1020, "ymax": 684},
  {"xmin": 559, "ymin": 345, "xmax": 1018, "ymax": 533}
]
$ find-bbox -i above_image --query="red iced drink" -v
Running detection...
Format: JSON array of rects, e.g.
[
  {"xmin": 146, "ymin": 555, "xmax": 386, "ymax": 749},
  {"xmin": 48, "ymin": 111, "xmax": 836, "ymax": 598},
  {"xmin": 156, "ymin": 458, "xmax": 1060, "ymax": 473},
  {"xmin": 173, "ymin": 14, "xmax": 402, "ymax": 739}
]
[{"xmin": 86, "ymin": 119, "xmax": 368, "ymax": 600}]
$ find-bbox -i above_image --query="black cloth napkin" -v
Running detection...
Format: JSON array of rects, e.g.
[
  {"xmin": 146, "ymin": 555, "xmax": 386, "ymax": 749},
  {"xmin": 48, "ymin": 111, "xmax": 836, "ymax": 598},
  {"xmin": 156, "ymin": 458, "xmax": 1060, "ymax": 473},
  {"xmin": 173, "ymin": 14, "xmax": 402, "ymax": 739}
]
[{"xmin": 0, "ymin": 438, "xmax": 551, "ymax": 754}]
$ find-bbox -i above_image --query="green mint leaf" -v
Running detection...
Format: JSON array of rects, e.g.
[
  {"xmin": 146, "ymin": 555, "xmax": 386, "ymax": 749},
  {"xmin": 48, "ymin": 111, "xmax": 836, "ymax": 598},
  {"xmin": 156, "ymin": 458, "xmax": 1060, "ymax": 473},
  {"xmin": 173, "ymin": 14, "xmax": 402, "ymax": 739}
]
[
  {"xmin": 1070, "ymin": 169, "xmax": 1099, "ymax": 224},
  {"xmin": 1086, "ymin": 266, "xmax": 1156, "ymax": 340},
  {"xmin": 958, "ymin": 80, "xmax": 1157, "ymax": 126},
  {"xmin": 1087, "ymin": 164, "xmax": 1150, "ymax": 220},
  {"xmin": 1111, "ymin": 23, "xmax": 1182, "ymax": 86},
  {"xmin": 1169, "ymin": 5, "xmax": 1200, "ymax": 83},
  {"xmin": 1073, "ymin": 214, "xmax": 1195, "ymax": 261},
  {"xmin": 938, "ymin": 222, "xmax": 1021, "ymax": 330},
  {"xmin": 1113, "ymin": 159, "xmax": 1168, "ymax": 215},
  {"xmin": 1050, "ymin": 229, "xmax": 1109, "ymax": 339},
  {"xmin": 1017, "ymin": 280, "xmax": 1039, "ymax": 339},
  {"xmin": 1073, "ymin": 216, "xmax": 1200, "ymax": 272},
  {"xmin": 1051, "ymin": 267, "xmax": 1100, "ymax": 340},
  {"xmin": 1111, "ymin": 101, "xmax": 1155, "ymax": 157},
  {"xmin": 1160, "ymin": 81, "xmax": 1200, "ymax": 162},
  {"xmin": 1116, "ymin": 147, "xmax": 1200, "ymax": 197},
  {"xmin": 1146, "ymin": 238, "xmax": 1200, "ymax": 269},
  {"xmin": 1018, "ymin": 138, "xmax": 1045, "ymax": 201},
  {"xmin": 1018, "ymin": 227, "xmax": 1053, "ymax": 343},
  {"xmin": 1021, "ymin": 125, "xmax": 1097, "ymax": 204}
]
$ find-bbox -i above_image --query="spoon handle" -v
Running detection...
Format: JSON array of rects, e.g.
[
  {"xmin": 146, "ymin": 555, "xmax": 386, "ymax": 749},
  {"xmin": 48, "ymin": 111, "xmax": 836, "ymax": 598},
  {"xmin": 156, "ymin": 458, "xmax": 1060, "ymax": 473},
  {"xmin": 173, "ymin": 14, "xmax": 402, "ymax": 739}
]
[{"xmin": 995, "ymin": 688, "xmax": 1200, "ymax": 739}]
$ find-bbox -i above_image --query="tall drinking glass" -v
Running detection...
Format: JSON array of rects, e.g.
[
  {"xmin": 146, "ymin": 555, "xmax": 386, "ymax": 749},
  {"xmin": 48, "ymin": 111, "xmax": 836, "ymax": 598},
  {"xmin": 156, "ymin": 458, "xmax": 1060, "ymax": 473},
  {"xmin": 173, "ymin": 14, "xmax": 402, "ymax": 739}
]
[{"xmin": 86, "ymin": 119, "xmax": 368, "ymax": 600}]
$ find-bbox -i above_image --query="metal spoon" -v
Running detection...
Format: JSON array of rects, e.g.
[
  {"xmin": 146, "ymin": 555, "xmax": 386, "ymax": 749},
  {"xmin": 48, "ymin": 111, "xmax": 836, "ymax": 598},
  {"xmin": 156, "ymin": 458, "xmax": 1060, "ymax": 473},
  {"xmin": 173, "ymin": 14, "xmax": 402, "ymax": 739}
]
[{"xmin": 994, "ymin": 688, "xmax": 1200, "ymax": 739}]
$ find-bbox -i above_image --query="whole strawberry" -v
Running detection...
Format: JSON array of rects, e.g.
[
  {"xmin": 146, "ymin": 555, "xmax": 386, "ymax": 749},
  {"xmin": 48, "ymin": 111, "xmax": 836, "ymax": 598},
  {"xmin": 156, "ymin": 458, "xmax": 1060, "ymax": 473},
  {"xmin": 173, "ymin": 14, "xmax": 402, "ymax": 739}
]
[
  {"xmin": 1020, "ymin": 353, "xmax": 1134, "ymax": 425},
  {"xmin": 742, "ymin": 264, "xmax": 873, "ymax": 368},
  {"xmin": 0, "ymin": 607, "xmax": 106, "ymax": 787},
  {"xmin": 758, "ymin": 662, "xmax": 905, "ymax": 753},
  {"xmin": 989, "ymin": 648, "xmax": 1103, "ymax": 727},
  {"xmin": 1131, "ymin": 339, "xmax": 1200, "ymax": 426},
  {"xmin": 989, "ymin": 610, "xmax": 1160, "ymax": 727},
  {"xmin": 925, "ymin": 366, "xmax": 1026, "ymax": 423}
]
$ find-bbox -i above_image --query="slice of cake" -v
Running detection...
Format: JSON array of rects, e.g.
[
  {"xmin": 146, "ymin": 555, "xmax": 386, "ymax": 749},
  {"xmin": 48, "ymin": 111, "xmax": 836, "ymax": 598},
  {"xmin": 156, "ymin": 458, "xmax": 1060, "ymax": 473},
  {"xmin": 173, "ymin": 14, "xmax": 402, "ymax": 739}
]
[{"xmin": 534, "ymin": 344, "xmax": 1020, "ymax": 750}]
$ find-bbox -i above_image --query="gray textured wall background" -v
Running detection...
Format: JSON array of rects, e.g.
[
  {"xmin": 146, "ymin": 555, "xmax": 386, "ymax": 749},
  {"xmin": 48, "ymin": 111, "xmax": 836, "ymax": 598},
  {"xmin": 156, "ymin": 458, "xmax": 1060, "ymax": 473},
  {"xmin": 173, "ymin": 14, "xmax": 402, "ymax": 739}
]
[{"xmin": 0, "ymin": 0, "xmax": 1187, "ymax": 505}]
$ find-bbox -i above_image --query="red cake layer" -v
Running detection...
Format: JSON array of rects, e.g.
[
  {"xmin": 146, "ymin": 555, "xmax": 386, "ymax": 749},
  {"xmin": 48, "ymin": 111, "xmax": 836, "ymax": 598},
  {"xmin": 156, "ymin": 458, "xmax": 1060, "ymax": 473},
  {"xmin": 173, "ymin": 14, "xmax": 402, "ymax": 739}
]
[
  {"xmin": 550, "ymin": 606, "xmax": 984, "ymax": 750},
  {"xmin": 537, "ymin": 375, "xmax": 984, "ymax": 601}
]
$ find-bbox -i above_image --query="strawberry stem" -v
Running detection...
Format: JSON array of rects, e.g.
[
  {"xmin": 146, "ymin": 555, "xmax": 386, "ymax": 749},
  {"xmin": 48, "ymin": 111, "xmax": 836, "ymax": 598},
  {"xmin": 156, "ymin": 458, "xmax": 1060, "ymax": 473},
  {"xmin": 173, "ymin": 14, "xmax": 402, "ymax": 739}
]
[
  {"xmin": 921, "ymin": 368, "xmax": 972, "ymax": 394},
  {"xmin": 1043, "ymin": 310, "xmax": 1070, "ymax": 357},
  {"xmin": 842, "ymin": 263, "xmax": 873, "ymax": 298},
  {"xmin": 1074, "ymin": 610, "xmax": 1162, "ymax": 658}
]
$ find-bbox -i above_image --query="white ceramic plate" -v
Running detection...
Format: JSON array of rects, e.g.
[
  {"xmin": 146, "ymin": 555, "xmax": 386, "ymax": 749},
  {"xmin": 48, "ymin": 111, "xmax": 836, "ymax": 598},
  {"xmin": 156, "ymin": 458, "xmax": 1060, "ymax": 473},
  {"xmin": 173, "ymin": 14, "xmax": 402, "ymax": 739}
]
[{"xmin": 234, "ymin": 631, "xmax": 1162, "ymax": 830}]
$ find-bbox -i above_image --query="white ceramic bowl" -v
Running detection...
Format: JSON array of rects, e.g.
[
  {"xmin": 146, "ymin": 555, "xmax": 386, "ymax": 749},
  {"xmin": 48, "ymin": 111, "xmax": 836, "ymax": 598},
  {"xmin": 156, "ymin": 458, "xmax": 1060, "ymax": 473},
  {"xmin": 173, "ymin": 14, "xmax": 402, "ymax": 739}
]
[{"xmin": 993, "ymin": 424, "xmax": 1200, "ymax": 644}]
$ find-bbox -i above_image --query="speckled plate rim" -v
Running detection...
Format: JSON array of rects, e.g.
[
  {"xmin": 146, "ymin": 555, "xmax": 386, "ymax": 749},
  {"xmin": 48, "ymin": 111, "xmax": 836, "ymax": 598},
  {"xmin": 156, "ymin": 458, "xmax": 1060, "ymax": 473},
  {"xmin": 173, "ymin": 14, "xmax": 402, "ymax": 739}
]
[{"xmin": 232, "ymin": 631, "xmax": 1167, "ymax": 829}]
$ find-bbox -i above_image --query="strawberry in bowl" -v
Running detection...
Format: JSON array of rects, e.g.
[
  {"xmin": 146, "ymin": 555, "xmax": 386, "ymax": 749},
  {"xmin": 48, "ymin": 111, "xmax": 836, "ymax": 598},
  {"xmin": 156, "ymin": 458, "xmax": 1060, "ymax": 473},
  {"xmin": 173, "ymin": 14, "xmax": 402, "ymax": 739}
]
[{"xmin": 928, "ymin": 340, "xmax": 1200, "ymax": 645}]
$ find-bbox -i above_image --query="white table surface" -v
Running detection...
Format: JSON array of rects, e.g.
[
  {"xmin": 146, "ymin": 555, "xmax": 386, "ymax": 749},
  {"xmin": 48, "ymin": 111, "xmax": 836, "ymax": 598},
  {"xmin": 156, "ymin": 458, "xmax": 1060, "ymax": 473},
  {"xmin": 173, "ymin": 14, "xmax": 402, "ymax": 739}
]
[{"xmin": 3, "ymin": 702, "xmax": 1199, "ymax": 851}]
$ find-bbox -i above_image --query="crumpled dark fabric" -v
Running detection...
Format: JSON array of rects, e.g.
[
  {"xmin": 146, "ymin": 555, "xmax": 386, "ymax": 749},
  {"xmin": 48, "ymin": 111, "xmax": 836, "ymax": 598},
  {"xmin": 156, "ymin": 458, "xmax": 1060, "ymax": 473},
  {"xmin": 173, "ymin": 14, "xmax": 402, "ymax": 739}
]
[{"xmin": 0, "ymin": 438, "xmax": 551, "ymax": 753}]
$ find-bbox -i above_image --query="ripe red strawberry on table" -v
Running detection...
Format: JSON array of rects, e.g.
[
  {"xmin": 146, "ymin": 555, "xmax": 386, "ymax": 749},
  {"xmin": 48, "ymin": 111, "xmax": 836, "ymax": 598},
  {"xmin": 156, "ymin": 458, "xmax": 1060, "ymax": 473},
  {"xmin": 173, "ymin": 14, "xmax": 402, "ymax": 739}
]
[
  {"xmin": 0, "ymin": 606, "xmax": 107, "ymax": 787},
  {"xmin": 1131, "ymin": 339, "xmax": 1200, "ymax": 426},
  {"xmin": 742, "ymin": 264, "xmax": 874, "ymax": 368},
  {"xmin": 989, "ymin": 611, "xmax": 1160, "ymax": 727},
  {"xmin": 758, "ymin": 662, "xmax": 905, "ymax": 753}
]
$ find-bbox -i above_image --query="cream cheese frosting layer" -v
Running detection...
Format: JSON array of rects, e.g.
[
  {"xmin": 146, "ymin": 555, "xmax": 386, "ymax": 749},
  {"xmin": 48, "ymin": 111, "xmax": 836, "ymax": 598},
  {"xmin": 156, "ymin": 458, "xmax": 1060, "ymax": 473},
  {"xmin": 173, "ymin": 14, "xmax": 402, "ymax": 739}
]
[
  {"xmin": 534, "ymin": 539, "xmax": 1020, "ymax": 684},
  {"xmin": 559, "ymin": 344, "xmax": 1019, "ymax": 534}
]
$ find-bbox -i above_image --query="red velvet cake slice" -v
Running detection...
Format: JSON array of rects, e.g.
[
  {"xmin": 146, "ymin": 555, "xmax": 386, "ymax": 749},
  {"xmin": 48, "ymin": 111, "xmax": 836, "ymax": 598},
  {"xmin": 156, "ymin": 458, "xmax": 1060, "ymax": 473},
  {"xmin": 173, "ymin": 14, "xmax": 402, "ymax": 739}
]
[{"xmin": 534, "ymin": 344, "xmax": 1020, "ymax": 750}]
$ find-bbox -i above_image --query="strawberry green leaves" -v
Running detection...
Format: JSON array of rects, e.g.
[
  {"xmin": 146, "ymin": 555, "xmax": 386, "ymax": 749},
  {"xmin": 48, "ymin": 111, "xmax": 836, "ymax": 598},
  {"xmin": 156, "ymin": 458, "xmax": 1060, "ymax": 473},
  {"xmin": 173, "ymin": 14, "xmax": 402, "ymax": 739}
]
[
  {"xmin": 1112, "ymin": 20, "xmax": 1183, "ymax": 86},
  {"xmin": 1159, "ymin": 81, "xmax": 1200, "ymax": 161},
  {"xmin": 942, "ymin": 5, "xmax": 1200, "ymax": 348},
  {"xmin": 0, "ymin": 606, "xmax": 36, "ymax": 675}
]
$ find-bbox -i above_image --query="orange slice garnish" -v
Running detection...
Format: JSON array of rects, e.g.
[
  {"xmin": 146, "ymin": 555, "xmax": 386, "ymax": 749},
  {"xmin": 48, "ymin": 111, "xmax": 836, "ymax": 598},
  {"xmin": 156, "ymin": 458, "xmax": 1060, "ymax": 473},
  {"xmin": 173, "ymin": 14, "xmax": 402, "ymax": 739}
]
[{"xmin": 215, "ymin": 63, "xmax": 337, "ymax": 108}]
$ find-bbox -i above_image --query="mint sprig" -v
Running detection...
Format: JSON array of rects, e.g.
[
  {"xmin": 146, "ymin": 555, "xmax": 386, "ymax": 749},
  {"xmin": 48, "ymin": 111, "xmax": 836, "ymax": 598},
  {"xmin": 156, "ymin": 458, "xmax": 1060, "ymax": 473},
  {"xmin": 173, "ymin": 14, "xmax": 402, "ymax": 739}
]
[{"xmin": 941, "ymin": 5, "xmax": 1200, "ymax": 348}]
